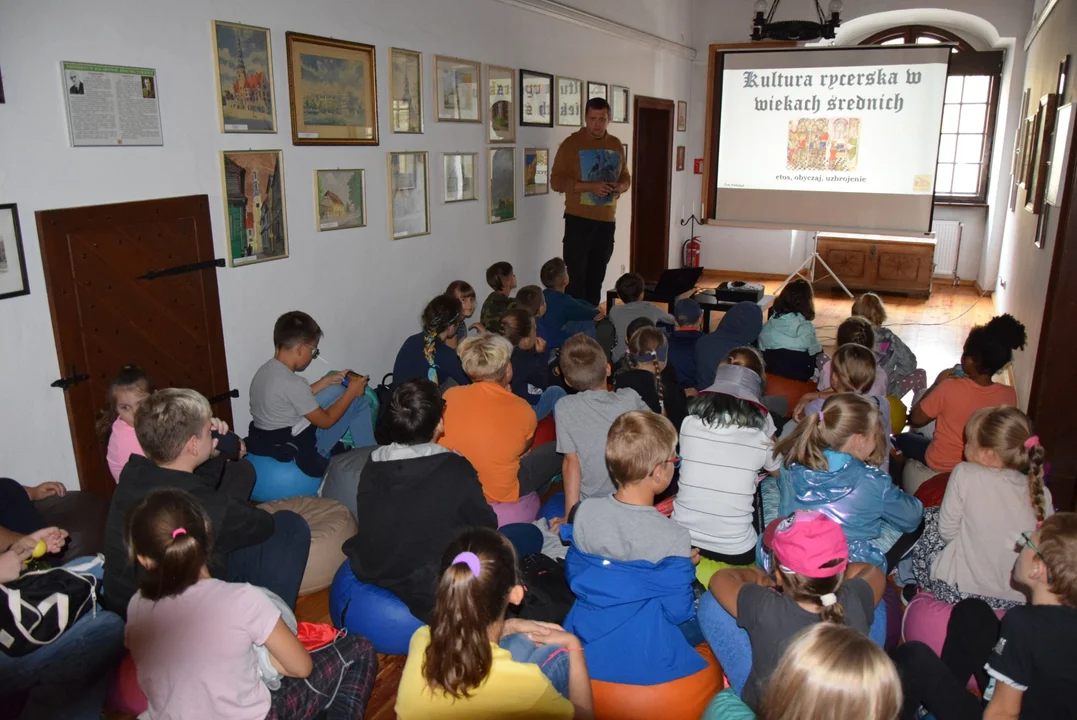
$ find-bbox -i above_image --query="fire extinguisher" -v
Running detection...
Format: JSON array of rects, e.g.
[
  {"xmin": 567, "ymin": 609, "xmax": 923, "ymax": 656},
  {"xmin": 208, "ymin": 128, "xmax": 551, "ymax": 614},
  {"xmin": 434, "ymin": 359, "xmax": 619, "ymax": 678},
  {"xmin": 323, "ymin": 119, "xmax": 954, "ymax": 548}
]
[{"xmin": 682, "ymin": 236, "xmax": 701, "ymax": 268}]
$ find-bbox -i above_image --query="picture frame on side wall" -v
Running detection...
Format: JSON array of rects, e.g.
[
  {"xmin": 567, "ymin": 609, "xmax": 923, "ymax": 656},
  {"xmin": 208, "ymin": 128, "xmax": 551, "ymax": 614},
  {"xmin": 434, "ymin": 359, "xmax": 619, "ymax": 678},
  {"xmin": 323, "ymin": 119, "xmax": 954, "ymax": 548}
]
[
  {"xmin": 443, "ymin": 152, "xmax": 478, "ymax": 203},
  {"xmin": 610, "ymin": 85, "xmax": 629, "ymax": 123},
  {"xmin": 1026, "ymin": 93, "xmax": 1059, "ymax": 215},
  {"xmin": 1019, "ymin": 116, "xmax": 1035, "ymax": 187},
  {"xmin": 389, "ymin": 47, "xmax": 423, "ymax": 134},
  {"xmin": 212, "ymin": 21, "xmax": 277, "ymax": 133},
  {"xmin": 220, "ymin": 150, "xmax": 288, "ymax": 266},
  {"xmin": 520, "ymin": 69, "xmax": 553, "ymax": 128},
  {"xmin": 1046, "ymin": 103, "xmax": 1074, "ymax": 208},
  {"xmin": 487, "ymin": 65, "xmax": 515, "ymax": 142},
  {"xmin": 677, "ymin": 100, "xmax": 687, "ymax": 132},
  {"xmin": 556, "ymin": 76, "xmax": 583, "ymax": 126},
  {"xmin": 435, "ymin": 55, "xmax": 481, "ymax": 123},
  {"xmin": 488, "ymin": 147, "xmax": 516, "ymax": 223},
  {"xmin": 587, "ymin": 81, "xmax": 607, "ymax": 102},
  {"xmin": 315, "ymin": 169, "xmax": 366, "ymax": 231},
  {"xmin": 676, "ymin": 145, "xmax": 686, "ymax": 172},
  {"xmin": 0, "ymin": 204, "xmax": 29, "ymax": 300},
  {"xmin": 524, "ymin": 147, "xmax": 549, "ymax": 196},
  {"xmin": 388, "ymin": 151, "xmax": 431, "ymax": 239},
  {"xmin": 285, "ymin": 32, "xmax": 379, "ymax": 145}
]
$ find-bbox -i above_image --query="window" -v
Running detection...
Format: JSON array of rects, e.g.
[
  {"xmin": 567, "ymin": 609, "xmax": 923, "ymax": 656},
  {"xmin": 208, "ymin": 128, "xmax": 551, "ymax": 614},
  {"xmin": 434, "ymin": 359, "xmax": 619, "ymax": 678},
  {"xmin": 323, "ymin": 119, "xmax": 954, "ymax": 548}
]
[{"xmin": 860, "ymin": 26, "xmax": 1003, "ymax": 204}]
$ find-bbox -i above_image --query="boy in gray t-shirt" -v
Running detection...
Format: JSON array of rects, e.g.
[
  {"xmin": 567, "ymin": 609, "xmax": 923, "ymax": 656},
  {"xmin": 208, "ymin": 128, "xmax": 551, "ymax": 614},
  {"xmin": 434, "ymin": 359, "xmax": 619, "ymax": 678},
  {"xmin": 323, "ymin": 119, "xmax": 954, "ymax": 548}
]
[
  {"xmin": 608, "ymin": 272, "xmax": 675, "ymax": 361},
  {"xmin": 551, "ymin": 335, "xmax": 649, "ymax": 529}
]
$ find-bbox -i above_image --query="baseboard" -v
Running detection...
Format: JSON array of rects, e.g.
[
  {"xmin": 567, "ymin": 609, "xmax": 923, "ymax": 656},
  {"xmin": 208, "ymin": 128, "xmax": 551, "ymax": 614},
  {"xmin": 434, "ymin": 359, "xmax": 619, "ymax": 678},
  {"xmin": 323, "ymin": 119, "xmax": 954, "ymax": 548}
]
[{"xmin": 972, "ymin": 280, "xmax": 994, "ymax": 295}]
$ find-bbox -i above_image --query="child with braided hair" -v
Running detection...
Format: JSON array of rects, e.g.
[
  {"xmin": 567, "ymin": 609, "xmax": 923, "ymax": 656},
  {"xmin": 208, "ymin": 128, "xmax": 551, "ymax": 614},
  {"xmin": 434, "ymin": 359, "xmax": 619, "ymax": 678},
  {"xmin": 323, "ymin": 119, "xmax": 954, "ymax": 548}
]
[
  {"xmin": 392, "ymin": 295, "xmax": 470, "ymax": 389},
  {"xmin": 612, "ymin": 326, "xmax": 688, "ymax": 430}
]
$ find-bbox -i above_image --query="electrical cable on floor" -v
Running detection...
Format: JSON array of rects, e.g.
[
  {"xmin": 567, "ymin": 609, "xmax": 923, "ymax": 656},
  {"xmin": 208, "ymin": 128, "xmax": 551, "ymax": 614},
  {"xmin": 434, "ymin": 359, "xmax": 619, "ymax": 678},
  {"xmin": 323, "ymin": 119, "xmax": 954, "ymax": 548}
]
[{"xmin": 813, "ymin": 285, "xmax": 991, "ymax": 332}]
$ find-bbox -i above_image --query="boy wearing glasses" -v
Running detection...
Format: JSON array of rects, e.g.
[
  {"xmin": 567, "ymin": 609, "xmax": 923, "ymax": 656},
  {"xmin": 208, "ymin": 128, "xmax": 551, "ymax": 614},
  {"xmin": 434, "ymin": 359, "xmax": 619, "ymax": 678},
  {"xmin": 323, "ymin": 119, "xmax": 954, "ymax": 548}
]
[{"xmin": 247, "ymin": 310, "xmax": 374, "ymax": 478}]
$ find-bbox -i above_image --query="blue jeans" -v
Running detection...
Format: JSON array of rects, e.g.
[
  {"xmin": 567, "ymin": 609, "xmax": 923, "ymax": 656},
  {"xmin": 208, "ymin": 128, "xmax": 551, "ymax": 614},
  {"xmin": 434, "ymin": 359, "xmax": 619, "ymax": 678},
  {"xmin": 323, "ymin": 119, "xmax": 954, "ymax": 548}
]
[
  {"xmin": 499, "ymin": 633, "xmax": 570, "ymax": 697},
  {"xmin": 532, "ymin": 386, "xmax": 567, "ymax": 420},
  {"xmin": 226, "ymin": 510, "xmax": 311, "ymax": 609},
  {"xmin": 697, "ymin": 590, "xmax": 887, "ymax": 695},
  {"xmin": 0, "ymin": 558, "xmax": 124, "ymax": 720},
  {"xmin": 314, "ymin": 384, "xmax": 375, "ymax": 456},
  {"xmin": 894, "ymin": 432, "xmax": 931, "ymax": 464}
]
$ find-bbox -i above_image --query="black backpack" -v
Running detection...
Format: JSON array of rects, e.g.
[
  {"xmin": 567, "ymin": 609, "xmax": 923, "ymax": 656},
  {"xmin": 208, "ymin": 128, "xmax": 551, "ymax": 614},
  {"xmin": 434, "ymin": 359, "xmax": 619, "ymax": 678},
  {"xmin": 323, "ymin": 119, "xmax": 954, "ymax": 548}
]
[
  {"xmin": 0, "ymin": 558, "xmax": 99, "ymax": 657},
  {"xmin": 372, "ymin": 373, "xmax": 394, "ymax": 445},
  {"xmin": 511, "ymin": 553, "xmax": 575, "ymax": 625}
]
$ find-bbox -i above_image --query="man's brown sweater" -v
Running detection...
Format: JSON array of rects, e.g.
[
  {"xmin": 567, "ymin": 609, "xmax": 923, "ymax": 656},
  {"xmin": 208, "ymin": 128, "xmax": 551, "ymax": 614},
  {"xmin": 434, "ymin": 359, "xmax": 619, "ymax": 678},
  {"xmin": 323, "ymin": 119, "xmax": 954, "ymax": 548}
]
[{"xmin": 551, "ymin": 127, "xmax": 631, "ymax": 223}]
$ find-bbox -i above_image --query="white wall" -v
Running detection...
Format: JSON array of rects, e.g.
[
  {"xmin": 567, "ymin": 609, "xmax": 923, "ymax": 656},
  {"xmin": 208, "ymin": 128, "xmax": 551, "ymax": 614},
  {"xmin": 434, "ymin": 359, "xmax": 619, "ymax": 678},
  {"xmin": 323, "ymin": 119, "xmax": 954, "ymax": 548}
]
[
  {"xmin": 0, "ymin": 0, "xmax": 693, "ymax": 489},
  {"xmin": 678, "ymin": 0, "xmax": 1032, "ymax": 280}
]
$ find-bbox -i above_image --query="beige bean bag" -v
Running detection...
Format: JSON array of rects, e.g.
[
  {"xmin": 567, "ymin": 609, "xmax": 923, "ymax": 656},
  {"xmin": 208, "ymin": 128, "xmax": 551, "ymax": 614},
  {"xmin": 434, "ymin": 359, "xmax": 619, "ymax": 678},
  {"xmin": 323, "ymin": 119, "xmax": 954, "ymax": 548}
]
[{"xmin": 259, "ymin": 496, "xmax": 357, "ymax": 596}]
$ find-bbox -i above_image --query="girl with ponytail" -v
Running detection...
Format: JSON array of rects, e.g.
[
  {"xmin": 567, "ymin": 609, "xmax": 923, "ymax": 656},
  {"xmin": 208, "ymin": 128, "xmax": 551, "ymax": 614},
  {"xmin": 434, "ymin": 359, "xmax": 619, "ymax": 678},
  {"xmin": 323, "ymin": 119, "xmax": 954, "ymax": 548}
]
[
  {"xmin": 906, "ymin": 406, "xmax": 1054, "ymax": 609},
  {"xmin": 613, "ymin": 325, "xmax": 688, "ymax": 430},
  {"xmin": 702, "ymin": 510, "xmax": 887, "ymax": 713},
  {"xmin": 392, "ymin": 294, "xmax": 470, "ymax": 389},
  {"xmin": 124, "ymin": 489, "xmax": 377, "ymax": 720},
  {"xmin": 396, "ymin": 526, "xmax": 594, "ymax": 719}
]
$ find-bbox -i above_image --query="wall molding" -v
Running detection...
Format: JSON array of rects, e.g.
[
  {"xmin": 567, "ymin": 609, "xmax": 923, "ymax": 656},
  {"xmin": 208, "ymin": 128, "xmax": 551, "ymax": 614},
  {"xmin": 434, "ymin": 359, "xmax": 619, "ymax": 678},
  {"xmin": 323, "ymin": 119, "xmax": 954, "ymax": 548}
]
[{"xmin": 491, "ymin": 0, "xmax": 697, "ymax": 60}]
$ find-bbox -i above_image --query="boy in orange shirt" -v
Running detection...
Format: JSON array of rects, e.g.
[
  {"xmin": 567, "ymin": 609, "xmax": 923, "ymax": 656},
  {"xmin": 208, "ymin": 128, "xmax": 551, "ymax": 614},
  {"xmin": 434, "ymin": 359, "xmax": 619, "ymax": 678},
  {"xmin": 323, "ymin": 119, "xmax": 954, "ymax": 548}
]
[{"xmin": 439, "ymin": 333, "xmax": 561, "ymax": 503}]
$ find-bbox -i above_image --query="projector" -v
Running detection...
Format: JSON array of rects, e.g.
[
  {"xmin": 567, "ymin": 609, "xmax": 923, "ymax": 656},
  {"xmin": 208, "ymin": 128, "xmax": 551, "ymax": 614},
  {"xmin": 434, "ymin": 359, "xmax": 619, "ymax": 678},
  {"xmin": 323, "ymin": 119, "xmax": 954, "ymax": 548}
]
[{"xmin": 702, "ymin": 281, "xmax": 765, "ymax": 304}]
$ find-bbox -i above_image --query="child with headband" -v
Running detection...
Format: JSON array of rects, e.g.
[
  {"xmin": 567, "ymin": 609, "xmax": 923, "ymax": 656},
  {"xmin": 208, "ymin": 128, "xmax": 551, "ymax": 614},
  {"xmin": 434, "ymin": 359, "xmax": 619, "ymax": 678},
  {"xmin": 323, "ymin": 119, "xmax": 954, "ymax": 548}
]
[
  {"xmin": 124, "ymin": 488, "xmax": 377, "ymax": 720},
  {"xmin": 396, "ymin": 526, "xmax": 593, "ymax": 719},
  {"xmin": 613, "ymin": 325, "xmax": 688, "ymax": 430}
]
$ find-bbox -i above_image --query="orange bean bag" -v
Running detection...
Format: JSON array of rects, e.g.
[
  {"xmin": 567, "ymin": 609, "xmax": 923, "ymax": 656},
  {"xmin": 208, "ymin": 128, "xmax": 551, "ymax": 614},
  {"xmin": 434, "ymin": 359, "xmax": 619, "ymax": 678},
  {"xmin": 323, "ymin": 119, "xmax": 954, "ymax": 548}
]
[
  {"xmin": 764, "ymin": 375, "xmax": 817, "ymax": 417},
  {"xmin": 914, "ymin": 472, "xmax": 952, "ymax": 508},
  {"xmin": 591, "ymin": 644, "xmax": 724, "ymax": 720}
]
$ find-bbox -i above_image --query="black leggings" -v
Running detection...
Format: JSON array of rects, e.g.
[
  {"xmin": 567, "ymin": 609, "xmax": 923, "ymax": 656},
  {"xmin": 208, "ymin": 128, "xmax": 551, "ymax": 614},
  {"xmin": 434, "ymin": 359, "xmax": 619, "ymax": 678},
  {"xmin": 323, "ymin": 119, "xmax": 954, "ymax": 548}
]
[{"xmin": 890, "ymin": 598, "xmax": 999, "ymax": 720}]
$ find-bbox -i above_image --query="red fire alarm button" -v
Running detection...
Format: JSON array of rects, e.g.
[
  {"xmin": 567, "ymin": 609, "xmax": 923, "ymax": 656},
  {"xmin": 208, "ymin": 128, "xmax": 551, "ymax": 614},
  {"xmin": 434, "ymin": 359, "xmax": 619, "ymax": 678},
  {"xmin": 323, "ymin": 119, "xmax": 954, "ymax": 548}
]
[{"xmin": 693, "ymin": 159, "xmax": 703, "ymax": 174}]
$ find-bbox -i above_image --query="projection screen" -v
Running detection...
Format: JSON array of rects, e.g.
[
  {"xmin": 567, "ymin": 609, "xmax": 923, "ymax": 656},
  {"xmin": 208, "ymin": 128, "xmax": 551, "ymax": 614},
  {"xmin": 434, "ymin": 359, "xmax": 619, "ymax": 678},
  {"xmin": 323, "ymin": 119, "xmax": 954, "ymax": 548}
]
[{"xmin": 714, "ymin": 46, "xmax": 952, "ymax": 235}]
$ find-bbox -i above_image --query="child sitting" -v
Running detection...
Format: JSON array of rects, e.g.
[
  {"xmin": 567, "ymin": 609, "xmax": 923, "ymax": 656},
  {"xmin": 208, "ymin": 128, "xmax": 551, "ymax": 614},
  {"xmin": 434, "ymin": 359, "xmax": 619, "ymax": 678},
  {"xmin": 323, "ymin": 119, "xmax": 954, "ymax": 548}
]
[
  {"xmin": 247, "ymin": 311, "xmax": 374, "ymax": 478},
  {"xmin": 851, "ymin": 292, "xmax": 917, "ymax": 397},
  {"xmin": 396, "ymin": 527, "xmax": 592, "ymax": 719},
  {"xmin": 480, "ymin": 261, "xmax": 517, "ymax": 330},
  {"xmin": 816, "ymin": 317, "xmax": 888, "ymax": 397},
  {"xmin": 103, "ymin": 389, "xmax": 310, "ymax": 617},
  {"xmin": 565, "ymin": 411, "xmax": 704, "ymax": 686},
  {"xmin": 613, "ymin": 325, "xmax": 688, "ymax": 430},
  {"xmin": 775, "ymin": 394, "xmax": 922, "ymax": 571},
  {"xmin": 694, "ymin": 301, "xmax": 764, "ymax": 390},
  {"xmin": 909, "ymin": 407, "xmax": 1052, "ymax": 608},
  {"xmin": 99, "ymin": 364, "xmax": 155, "ymax": 481},
  {"xmin": 674, "ymin": 353, "xmax": 780, "ymax": 566},
  {"xmin": 124, "ymin": 488, "xmax": 376, "ymax": 720},
  {"xmin": 550, "ymin": 334, "xmax": 650, "ymax": 528},
  {"xmin": 700, "ymin": 510, "xmax": 886, "ymax": 712},
  {"xmin": 393, "ymin": 294, "xmax": 469, "ymax": 389},
  {"xmin": 892, "ymin": 513, "xmax": 1077, "ymax": 720},
  {"xmin": 608, "ymin": 272, "xmax": 675, "ymax": 362},
  {"xmin": 515, "ymin": 284, "xmax": 562, "ymax": 350},
  {"xmin": 499, "ymin": 308, "xmax": 567, "ymax": 420},
  {"xmin": 445, "ymin": 279, "xmax": 483, "ymax": 342},
  {"xmin": 758, "ymin": 279, "xmax": 822, "ymax": 382},
  {"xmin": 897, "ymin": 314, "xmax": 1027, "ymax": 479},
  {"xmin": 669, "ymin": 298, "xmax": 705, "ymax": 389},
  {"xmin": 439, "ymin": 334, "xmax": 560, "ymax": 503},
  {"xmin": 540, "ymin": 256, "xmax": 604, "ymax": 339}
]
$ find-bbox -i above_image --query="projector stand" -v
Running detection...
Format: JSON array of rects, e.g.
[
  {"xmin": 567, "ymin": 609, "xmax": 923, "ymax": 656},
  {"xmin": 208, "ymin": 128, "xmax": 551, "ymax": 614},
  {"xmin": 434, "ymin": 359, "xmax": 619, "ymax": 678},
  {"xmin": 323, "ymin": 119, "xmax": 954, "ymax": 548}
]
[{"xmin": 777, "ymin": 233, "xmax": 853, "ymax": 299}]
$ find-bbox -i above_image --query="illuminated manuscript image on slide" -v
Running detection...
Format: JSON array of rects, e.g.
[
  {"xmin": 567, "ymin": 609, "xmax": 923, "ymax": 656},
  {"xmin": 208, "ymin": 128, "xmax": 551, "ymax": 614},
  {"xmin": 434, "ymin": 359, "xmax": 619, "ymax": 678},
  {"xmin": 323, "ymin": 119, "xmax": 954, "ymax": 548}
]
[{"xmin": 787, "ymin": 117, "xmax": 860, "ymax": 172}]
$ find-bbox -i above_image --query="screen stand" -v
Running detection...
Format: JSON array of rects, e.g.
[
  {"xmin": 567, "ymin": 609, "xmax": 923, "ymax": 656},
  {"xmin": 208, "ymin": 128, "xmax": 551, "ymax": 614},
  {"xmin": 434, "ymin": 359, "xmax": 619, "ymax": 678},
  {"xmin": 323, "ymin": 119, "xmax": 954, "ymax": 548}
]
[{"xmin": 776, "ymin": 232, "xmax": 853, "ymax": 299}]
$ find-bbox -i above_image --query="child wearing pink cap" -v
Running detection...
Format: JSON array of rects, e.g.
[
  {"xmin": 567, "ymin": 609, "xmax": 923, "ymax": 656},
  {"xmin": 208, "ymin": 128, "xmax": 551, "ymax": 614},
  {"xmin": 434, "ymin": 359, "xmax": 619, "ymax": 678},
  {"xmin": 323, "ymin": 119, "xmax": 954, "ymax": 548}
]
[{"xmin": 697, "ymin": 510, "xmax": 886, "ymax": 713}]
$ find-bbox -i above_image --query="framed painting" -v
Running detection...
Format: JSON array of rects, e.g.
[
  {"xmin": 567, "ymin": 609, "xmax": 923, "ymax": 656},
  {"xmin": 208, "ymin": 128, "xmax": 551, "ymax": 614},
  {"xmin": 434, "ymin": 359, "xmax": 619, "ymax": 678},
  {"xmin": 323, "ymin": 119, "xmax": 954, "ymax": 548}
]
[
  {"xmin": 487, "ymin": 65, "xmax": 515, "ymax": 143},
  {"xmin": 677, "ymin": 100, "xmax": 687, "ymax": 132},
  {"xmin": 388, "ymin": 151, "xmax": 430, "ymax": 239},
  {"xmin": 212, "ymin": 21, "xmax": 276, "ymax": 133},
  {"xmin": 610, "ymin": 85, "xmax": 629, "ymax": 123},
  {"xmin": 587, "ymin": 81, "xmax": 607, "ymax": 102},
  {"xmin": 520, "ymin": 69, "xmax": 553, "ymax": 127},
  {"xmin": 524, "ymin": 147, "xmax": 549, "ymax": 196},
  {"xmin": 0, "ymin": 204, "xmax": 29, "ymax": 300},
  {"xmin": 285, "ymin": 32, "xmax": 378, "ymax": 146},
  {"xmin": 622, "ymin": 142, "xmax": 629, "ymax": 162},
  {"xmin": 1019, "ymin": 116, "xmax": 1036, "ymax": 187},
  {"xmin": 444, "ymin": 152, "xmax": 477, "ymax": 202},
  {"xmin": 389, "ymin": 47, "xmax": 423, "ymax": 134},
  {"xmin": 488, "ymin": 147, "xmax": 516, "ymax": 223},
  {"xmin": 676, "ymin": 145, "xmax": 686, "ymax": 172},
  {"xmin": 1026, "ymin": 93, "xmax": 1059, "ymax": 214},
  {"xmin": 1046, "ymin": 103, "xmax": 1074, "ymax": 207},
  {"xmin": 557, "ymin": 76, "xmax": 583, "ymax": 126},
  {"xmin": 220, "ymin": 150, "xmax": 288, "ymax": 266},
  {"xmin": 315, "ymin": 169, "xmax": 366, "ymax": 231},
  {"xmin": 435, "ymin": 55, "xmax": 481, "ymax": 123}
]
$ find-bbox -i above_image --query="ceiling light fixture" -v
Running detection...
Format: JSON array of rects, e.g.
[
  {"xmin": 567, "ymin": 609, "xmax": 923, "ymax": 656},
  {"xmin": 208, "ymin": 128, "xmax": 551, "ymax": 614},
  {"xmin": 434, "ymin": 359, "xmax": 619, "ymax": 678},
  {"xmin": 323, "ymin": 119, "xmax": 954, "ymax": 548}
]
[{"xmin": 751, "ymin": 0, "xmax": 843, "ymax": 42}]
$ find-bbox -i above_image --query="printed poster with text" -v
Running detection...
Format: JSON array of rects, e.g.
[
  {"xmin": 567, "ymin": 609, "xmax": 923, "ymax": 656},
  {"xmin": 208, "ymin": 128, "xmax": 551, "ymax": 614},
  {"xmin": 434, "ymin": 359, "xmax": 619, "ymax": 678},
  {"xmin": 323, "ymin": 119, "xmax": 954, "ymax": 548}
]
[{"xmin": 62, "ymin": 61, "xmax": 163, "ymax": 147}]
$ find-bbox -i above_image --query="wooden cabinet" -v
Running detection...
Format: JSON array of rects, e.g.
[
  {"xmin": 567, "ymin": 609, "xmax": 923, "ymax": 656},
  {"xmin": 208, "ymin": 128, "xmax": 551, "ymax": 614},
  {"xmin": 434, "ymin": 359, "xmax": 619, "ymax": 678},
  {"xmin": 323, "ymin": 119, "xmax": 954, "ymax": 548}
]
[{"xmin": 815, "ymin": 233, "xmax": 935, "ymax": 298}]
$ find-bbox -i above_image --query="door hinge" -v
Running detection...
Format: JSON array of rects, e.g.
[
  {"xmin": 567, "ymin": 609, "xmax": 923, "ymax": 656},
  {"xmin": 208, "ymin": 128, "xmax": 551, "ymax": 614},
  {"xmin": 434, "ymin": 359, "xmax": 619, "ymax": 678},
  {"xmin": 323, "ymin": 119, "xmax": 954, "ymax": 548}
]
[
  {"xmin": 138, "ymin": 258, "xmax": 226, "ymax": 281},
  {"xmin": 51, "ymin": 371, "xmax": 90, "ymax": 391},
  {"xmin": 207, "ymin": 389, "xmax": 240, "ymax": 405}
]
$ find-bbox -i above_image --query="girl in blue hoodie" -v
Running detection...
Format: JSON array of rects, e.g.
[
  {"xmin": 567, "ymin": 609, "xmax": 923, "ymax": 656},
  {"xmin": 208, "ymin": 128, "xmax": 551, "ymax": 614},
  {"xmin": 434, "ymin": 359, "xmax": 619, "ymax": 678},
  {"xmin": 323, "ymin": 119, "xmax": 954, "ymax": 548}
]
[
  {"xmin": 774, "ymin": 393, "xmax": 923, "ymax": 572},
  {"xmin": 758, "ymin": 279, "xmax": 822, "ymax": 381}
]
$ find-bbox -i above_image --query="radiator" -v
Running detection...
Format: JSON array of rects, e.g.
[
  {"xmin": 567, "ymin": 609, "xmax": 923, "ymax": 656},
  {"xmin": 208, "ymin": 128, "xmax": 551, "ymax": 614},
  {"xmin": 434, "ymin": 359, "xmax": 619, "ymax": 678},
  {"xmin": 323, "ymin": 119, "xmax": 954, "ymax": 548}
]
[{"xmin": 931, "ymin": 220, "xmax": 963, "ymax": 282}]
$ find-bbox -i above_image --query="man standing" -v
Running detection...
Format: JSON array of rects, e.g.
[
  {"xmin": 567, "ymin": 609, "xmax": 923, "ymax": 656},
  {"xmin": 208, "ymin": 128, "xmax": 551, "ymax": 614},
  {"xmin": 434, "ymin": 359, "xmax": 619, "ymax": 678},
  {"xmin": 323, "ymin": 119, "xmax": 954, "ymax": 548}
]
[{"xmin": 551, "ymin": 97, "xmax": 631, "ymax": 306}]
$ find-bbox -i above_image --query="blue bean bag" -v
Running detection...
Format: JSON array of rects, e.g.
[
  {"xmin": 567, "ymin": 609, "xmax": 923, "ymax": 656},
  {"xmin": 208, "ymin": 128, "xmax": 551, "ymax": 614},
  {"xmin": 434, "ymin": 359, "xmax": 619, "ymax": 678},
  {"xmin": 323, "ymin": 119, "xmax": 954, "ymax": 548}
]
[
  {"xmin": 248, "ymin": 453, "xmax": 321, "ymax": 503},
  {"xmin": 540, "ymin": 491, "xmax": 565, "ymax": 523},
  {"xmin": 329, "ymin": 561, "xmax": 422, "ymax": 655}
]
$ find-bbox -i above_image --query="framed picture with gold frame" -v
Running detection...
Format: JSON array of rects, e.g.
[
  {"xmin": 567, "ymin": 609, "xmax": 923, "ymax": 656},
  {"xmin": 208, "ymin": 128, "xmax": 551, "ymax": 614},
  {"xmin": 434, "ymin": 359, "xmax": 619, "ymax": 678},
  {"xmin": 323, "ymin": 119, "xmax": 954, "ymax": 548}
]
[
  {"xmin": 314, "ymin": 169, "xmax": 366, "ymax": 231},
  {"xmin": 435, "ymin": 55, "xmax": 481, "ymax": 123},
  {"xmin": 285, "ymin": 32, "xmax": 378, "ymax": 146},
  {"xmin": 443, "ymin": 152, "xmax": 478, "ymax": 203},
  {"xmin": 387, "ymin": 151, "xmax": 430, "ymax": 239},
  {"xmin": 524, "ymin": 147, "xmax": 549, "ymax": 196},
  {"xmin": 389, "ymin": 47, "xmax": 423, "ymax": 134},
  {"xmin": 1026, "ymin": 93, "xmax": 1059, "ymax": 214},
  {"xmin": 487, "ymin": 65, "xmax": 515, "ymax": 143}
]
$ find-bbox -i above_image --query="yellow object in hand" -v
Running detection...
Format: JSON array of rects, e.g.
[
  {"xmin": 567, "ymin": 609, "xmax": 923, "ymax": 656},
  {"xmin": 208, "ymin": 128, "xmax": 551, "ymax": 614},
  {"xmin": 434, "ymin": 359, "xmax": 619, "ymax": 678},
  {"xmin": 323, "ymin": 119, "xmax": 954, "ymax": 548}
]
[{"xmin": 24, "ymin": 538, "xmax": 48, "ymax": 564}]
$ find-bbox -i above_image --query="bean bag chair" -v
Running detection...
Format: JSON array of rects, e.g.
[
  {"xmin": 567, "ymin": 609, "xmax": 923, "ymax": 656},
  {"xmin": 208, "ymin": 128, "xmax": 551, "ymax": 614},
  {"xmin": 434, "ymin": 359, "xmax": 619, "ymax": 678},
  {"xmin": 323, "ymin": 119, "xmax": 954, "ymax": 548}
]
[
  {"xmin": 248, "ymin": 453, "xmax": 321, "ymax": 503},
  {"xmin": 887, "ymin": 394, "xmax": 908, "ymax": 434},
  {"xmin": 533, "ymin": 414, "xmax": 557, "ymax": 448},
  {"xmin": 329, "ymin": 561, "xmax": 422, "ymax": 655},
  {"xmin": 260, "ymin": 496, "xmax": 356, "ymax": 596},
  {"xmin": 914, "ymin": 472, "xmax": 952, "ymax": 509},
  {"xmin": 107, "ymin": 651, "xmax": 147, "ymax": 715},
  {"xmin": 902, "ymin": 458, "xmax": 939, "ymax": 495},
  {"xmin": 902, "ymin": 592, "xmax": 1006, "ymax": 658},
  {"xmin": 540, "ymin": 491, "xmax": 565, "ymax": 523},
  {"xmin": 590, "ymin": 643, "xmax": 724, "ymax": 720},
  {"xmin": 764, "ymin": 375, "xmax": 817, "ymax": 418},
  {"xmin": 490, "ymin": 491, "xmax": 540, "ymax": 528}
]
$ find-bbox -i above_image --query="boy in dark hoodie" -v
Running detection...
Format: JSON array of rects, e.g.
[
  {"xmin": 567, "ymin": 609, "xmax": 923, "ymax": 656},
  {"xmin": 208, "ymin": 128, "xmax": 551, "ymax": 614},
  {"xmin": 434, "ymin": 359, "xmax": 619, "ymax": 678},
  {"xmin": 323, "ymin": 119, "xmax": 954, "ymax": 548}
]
[
  {"xmin": 694, "ymin": 301, "xmax": 763, "ymax": 390},
  {"xmin": 669, "ymin": 297, "xmax": 705, "ymax": 389},
  {"xmin": 102, "ymin": 389, "xmax": 310, "ymax": 617}
]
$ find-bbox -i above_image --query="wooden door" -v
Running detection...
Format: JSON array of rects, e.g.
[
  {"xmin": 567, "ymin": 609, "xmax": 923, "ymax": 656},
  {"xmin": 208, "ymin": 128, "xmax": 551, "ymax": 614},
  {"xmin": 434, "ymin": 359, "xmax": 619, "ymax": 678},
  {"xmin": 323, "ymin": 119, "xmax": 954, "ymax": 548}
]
[
  {"xmin": 37, "ymin": 195, "xmax": 234, "ymax": 498},
  {"xmin": 630, "ymin": 96, "xmax": 674, "ymax": 282}
]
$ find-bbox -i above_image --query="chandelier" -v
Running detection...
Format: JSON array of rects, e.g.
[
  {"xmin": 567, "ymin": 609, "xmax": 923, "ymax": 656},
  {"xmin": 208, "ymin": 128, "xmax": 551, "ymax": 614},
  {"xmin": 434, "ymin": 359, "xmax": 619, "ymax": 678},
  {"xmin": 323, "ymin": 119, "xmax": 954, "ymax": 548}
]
[{"xmin": 751, "ymin": 0, "xmax": 843, "ymax": 42}]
